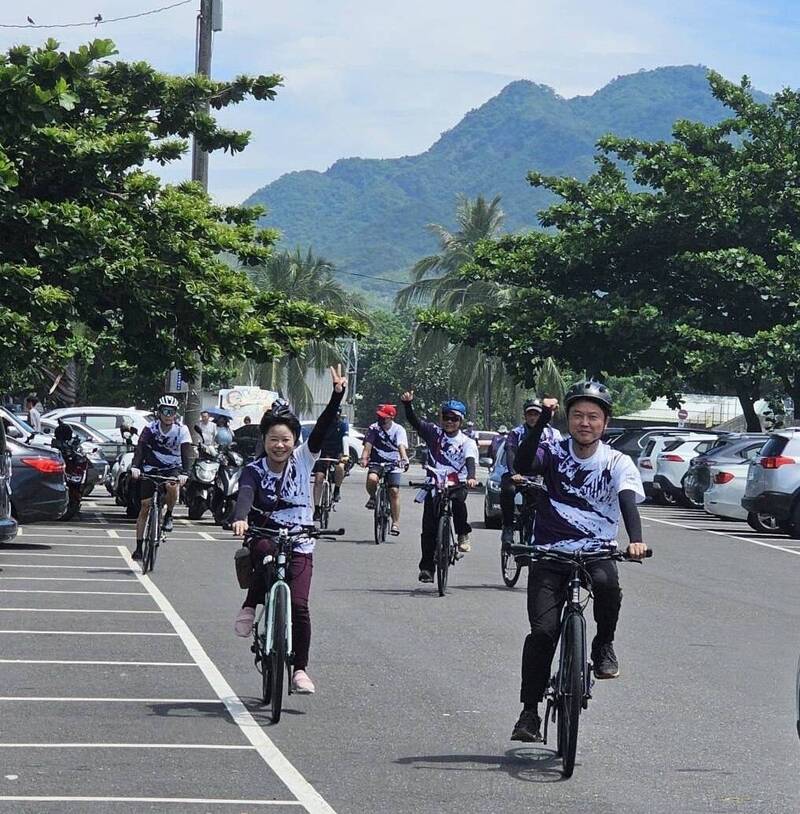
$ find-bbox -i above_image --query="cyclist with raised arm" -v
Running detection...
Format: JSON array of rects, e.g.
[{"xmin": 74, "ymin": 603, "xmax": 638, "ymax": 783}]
[
  {"xmin": 231, "ymin": 366, "xmax": 347, "ymax": 695},
  {"xmin": 312, "ymin": 406, "xmax": 349, "ymax": 521},
  {"xmin": 129, "ymin": 395, "xmax": 192, "ymax": 560},
  {"xmin": 509, "ymin": 381, "xmax": 647, "ymax": 743},
  {"xmin": 400, "ymin": 391, "xmax": 478, "ymax": 582},
  {"xmin": 500, "ymin": 398, "xmax": 563, "ymax": 548},
  {"xmin": 360, "ymin": 404, "xmax": 410, "ymax": 536}
]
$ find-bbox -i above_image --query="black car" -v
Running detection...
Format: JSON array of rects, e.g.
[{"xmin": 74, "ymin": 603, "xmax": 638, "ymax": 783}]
[
  {"xmin": 0, "ymin": 420, "xmax": 17, "ymax": 541},
  {"xmin": 9, "ymin": 437, "xmax": 68, "ymax": 523},
  {"xmin": 683, "ymin": 434, "xmax": 767, "ymax": 507}
]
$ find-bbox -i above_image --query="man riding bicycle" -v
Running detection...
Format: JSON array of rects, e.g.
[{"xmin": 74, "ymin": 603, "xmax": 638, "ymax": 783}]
[
  {"xmin": 401, "ymin": 391, "xmax": 478, "ymax": 582},
  {"xmin": 360, "ymin": 404, "xmax": 410, "ymax": 536},
  {"xmin": 312, "ymin": 406, "xmax": 349, "ymax": 521},
  {"xmin": 509, "ymin": 381, "xmax": 647, "ymax": 743},
  {"xmin": 130, "ymin": 395, "xmax": 191, "ymax": 560},
  {"xmin": 500, "ymin": 398, "xmax": 563, "ymax": 548}
]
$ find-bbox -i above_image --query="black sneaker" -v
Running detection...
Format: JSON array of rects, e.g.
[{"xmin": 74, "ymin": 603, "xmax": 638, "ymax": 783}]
[
  {"xmin": 333, "ymin": 486, "xmax": 341, "ymax": 503},
  {"xmin": 163, "ymin": 513, "xmax": 174, "ymax": 532},
  {"xmin": 511, "ymin": 709, "xmax": 542, "ymax": 742},
  {"xmin": 501, "ymin": 527, "xmax": 514, "ymax": 549},
  {"xmin": 313, "ymin": 507, "xmax": 321, "ymax": 522},
  {"xmin": 592, "ymin": 640, "xmax": 620, "ymax": 679},
  {"xmin": 418, "ymin": 569, "xmax": 434, "ymax": 583},
  {"xmin": 132, "ymin": 545, "xmax": 143, "ymax": 561}
]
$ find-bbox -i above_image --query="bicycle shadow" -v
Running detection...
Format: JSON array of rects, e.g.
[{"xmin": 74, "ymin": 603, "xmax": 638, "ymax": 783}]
[
  {"xmin": 327, "ymin": 587, "xmax": 441, "ymax": 600},
  {"xmin": 147, "ymin": 698, "xmax": 306, "ymax": 725},
  {"xmin": 395, "ymin": 746, "xmax": 564, "ymax": 782},
  {"xmin": 0, "ymin": 543, "xmax": 52, "ymax": 551}
]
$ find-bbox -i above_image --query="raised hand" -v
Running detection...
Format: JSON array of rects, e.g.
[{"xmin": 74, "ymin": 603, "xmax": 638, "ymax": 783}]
[
  {"xmin": 330, "ymin": 364, "xmax": 348, "ymax": 393},
  {"xmin": 400, "ymin": 390, "xmax": 414, "ymax": 403},
  {"xmin": 542, "ymin": 397, "xmax": 559, "ymax": 413}
]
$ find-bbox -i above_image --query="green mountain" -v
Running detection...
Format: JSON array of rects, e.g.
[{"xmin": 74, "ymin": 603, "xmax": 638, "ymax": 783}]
[{"xmin": 245, "ymin": 66, "xmax": 754, "ymax": 297}]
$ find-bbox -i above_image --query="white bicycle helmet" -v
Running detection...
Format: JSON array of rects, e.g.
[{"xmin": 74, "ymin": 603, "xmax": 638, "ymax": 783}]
[{"xmin": 157, "ymin": 394, "xmax": 180, "ymax": 410}]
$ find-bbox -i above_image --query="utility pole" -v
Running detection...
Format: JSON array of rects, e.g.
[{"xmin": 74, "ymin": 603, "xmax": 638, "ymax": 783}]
[{"xmin": 185, "ymin": 0, "xmax": 222, "ymax": 437}]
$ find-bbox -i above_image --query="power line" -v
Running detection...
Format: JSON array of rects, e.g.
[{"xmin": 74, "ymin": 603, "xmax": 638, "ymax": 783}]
[
  {"xmin": 1, "ymin": 1, "xmax": 192, "ymax": 29},
  {"xmin": 334, "ymin": 269, "xmax": 407, "ymax": 287}
]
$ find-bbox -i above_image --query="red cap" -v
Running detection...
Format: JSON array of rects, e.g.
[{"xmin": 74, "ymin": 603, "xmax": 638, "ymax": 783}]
[{"xmin": 376, "ymin": 404, "xmax": 397, "ymax": 419}]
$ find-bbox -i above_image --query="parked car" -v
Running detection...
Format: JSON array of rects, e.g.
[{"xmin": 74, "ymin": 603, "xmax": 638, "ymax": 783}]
[
  {"xmin": 611, "ymin": 426, "xmax": 700, "ymax": 463},
  {"xmin": 704, "ymin": 445, "xmax": 775, "ymax": 528},
  {"xmin": 652, "ymin": 434, "xmax": 719, "ymax": 505},
  {"xmin": 40, "ymin": 418, "xmax": 122, "ymax": 466},
  {"xmin": 741, "ymin": 429, "xmax": 800, "ymax": 537},
  {"xmin": 483, "ymin": 439, "xmax": 508, "ymax": 528},
  {"xmin": 637, "ymin": 432, "xmax": 717, "ymax": 501},
  {"xmin": 0, "ymin": 405, "xmax": 51, "ymax": 447},
  {"xmin": 0, "ymin": 419, "xmax": 17, "ymax": 542},
  {"xmin": 602, "ymin": 427, "xmax": 626, "ymax": 445},
  {"xmin": 684, "ymin": 434, "xmax": 767, "ymax": 508},
  {"xmin": 299, "ymin": 421, "xmax": 364, "ymax": 464},
  {"xmin": 474, "ymin": 431, "xmax": 498, "ymax": 465},
  {"xmin": 39, "ymin": 418, "xmax": 109, "ymax": 495},
  {"xmin": 42, "ymin": 407, "xmax": 154, "ymax": 442},
  {"xmin": 8, "ymin": 437, "xmax": 67, "ymax": 523}
]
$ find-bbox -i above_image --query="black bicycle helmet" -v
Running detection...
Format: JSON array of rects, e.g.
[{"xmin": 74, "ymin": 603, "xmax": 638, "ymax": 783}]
[
  {"xmin": 260, "ymin": 398, "xmax": 301, "ymax": 441},
  {"xmin": 564, "ymin": 380, "xmax": 613, "ymax": 415},
  {"xmin": 523, "ymin": 398, "xmax": 542, "ymax": 412}
]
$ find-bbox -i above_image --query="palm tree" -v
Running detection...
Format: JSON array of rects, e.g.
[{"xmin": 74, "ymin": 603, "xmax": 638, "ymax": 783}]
[
  {"xmin": 396, "ymin": 195, "xmax": 521, "ymax": 424},
  {"xmin": 245, "ymin": 248, "xmax": 370, "ymax": 414}
]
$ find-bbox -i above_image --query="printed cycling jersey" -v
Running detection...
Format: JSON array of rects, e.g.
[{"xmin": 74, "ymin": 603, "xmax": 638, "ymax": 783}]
[
  {"xmin": 364, "ymin": 421, "xmax": 408, "ymax": 469},
  {"xmin": 137, "ymin": 421, "xmax": 192, "ymax": 472},
  {"xmin": 532, "ymin": 438, "xmax": 644, "ymax": 552},
  {"xmin": 416, "ymin": 420, "xmax": 478, "ymax": 483},
  {"xmin": 506, "ymin": 423, "xmax": 562, "ymax": 458},
  {"xmin": 320, "ymin": 418, "xmax": 348, "ymax": 458},
  {"xmin": 238, "ymin": 443, "xmax": 318, "ymax": 553}
]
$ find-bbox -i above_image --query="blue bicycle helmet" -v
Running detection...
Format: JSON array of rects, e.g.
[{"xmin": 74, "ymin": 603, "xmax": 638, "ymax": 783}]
[{"xmin": 440, "ymin": 399, "xmax": 467, "ymax": 419}]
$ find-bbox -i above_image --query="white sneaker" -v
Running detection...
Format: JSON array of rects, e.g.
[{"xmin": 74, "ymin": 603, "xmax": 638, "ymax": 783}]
[
  {"xmin": 292, "ymin": 669, "xmax": 316, "ymax": 694},
  {"xmin": 457, "ymin": 534, "xmax": 471, "ymax": 553},
  {"xmin": 233, "ymin": 606, "xmax": 255, "ymax": 637}
]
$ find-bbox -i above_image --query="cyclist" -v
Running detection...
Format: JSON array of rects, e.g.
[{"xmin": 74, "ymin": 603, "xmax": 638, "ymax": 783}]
[
  {"xmin": 312, "ymin": 406, "xmax": 349, "ymax": 521},
  {"xmin": 360, "ymin": 404, "xmax": 410, "ymax": 536},
  {"xmin": 509, "ymin": 381, "xmax": 647, "ymax": 743},
  {"xmin": 231, "ymin": 366, "xmax": 347, "ymax": 695},
  {"xmin": 489, "ymin": 425, "xmax": 508, "ymax": 463},
  {"xmin": 130, "ymin": 395, "xmax": 191, "ymax": 560},
  {"xmin": 400, "ymin": 391, "xmax": 478, "ymax": 581},
  {"xmin": 500, "ymin": 398, "xmax": 563, "ymax": 548}
]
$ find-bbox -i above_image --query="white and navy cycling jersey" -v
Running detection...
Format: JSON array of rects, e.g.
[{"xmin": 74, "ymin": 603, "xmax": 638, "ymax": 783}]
[
  {"xmin": 532, "ymin": 438, "xmax": 644, "ymax": 552},
  {"xmin": 417, "ymin": 420, "xmax": 478, "ymax": 484},
  {"xmin": 364, "ymin": 421, "xmax": 408, "ymax": 470},
  {"xmin": 238, "ymin": 443, "xmax": 319, "ymax": 553},
  {"xmin": 138, "ymin": 420, "xmax": 192, "ymax": 473},
  {"xmin": 506, "ymin": 422, "xmax": 562, "ymax": 464}
]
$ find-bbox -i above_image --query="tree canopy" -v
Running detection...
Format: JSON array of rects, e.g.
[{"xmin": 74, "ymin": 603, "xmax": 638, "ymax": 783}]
[
  {"xmin": 0, "ymin": 39, "xmax": 363, "ymax": 404},
  {"xmin": 420, "ymin": 71, "xmax": 800, "ymax": 429}
]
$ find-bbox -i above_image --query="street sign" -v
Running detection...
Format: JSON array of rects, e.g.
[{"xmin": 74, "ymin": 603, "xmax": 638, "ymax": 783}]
[
  {"xmin": 677, "ymin": 409, "xmax": 689, "ymax": 420},
  {"xmin": 165, "ymin": 368, "xmax": 188, "ymax": 394}
]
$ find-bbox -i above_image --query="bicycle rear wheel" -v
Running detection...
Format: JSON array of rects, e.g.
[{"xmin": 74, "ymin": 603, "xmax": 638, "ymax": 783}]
[
  {"xmin": 373, "ymin": 484, "xmax": 386, "ymax": 544},
  {"xmin": 320, "ymin": 481, "xmax": 331, "ymax": 529},
  {"xmin": 141, "ymin": 504, "xmax": 157, "ymax": 575},
  {"xmin": 435, "ymin": 514, "xmax": 451, "ymax": 596},
  {"xmin": 259, "ymin": 624, "xmax": 271, "ymax": 706},
  {"xmin": 556, "ymin": 612, "xmax": 584, "ymax": 778},
  {"xmin": 269, "ymin": 589, "xmax": 288, "ymax": 724}
]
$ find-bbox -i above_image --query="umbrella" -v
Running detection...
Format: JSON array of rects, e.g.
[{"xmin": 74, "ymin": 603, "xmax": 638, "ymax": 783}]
[{"xmin": 205, "ymin": 406, "xmax": 234, "ymax": 421}]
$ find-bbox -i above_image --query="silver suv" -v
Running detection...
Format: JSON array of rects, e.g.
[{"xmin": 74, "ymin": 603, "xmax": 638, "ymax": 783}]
[{"xmin": 741, "ymin": 428, "xmax": 800, "ymax": 536}]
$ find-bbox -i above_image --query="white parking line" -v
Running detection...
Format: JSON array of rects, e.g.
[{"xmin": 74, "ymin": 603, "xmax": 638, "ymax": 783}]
[
  {"xmin": 0, "ymin": 577, "xmax": 138, "ymax": 583},
  {"xmin": 0, "ymin": 552, "xmax": 125, "ymax": 559},
  {"xmin": 0, "ymin": 608, "xmax": 162, "ymax": 614},
  {"xmin": 0, "ymin": 564, "xmax": 133, "ymax": 570},
  {"xmin": 198, "ymin": 532, "xmax": 216, "ymax": 540},
  {"xmin": 118, "ymin": 545, "xmax": 338, "ymax": 814},
  {"xmin": 0, "ymin": 696, "xmax": 223, "ymax": 703},
  {"xmin": 0, "ymin": 590, "xmax": 148, "ymax": 596},
  {"xmin": 0, "ymin": 797, "xmax": 301, "ymax": 806},
  {"xmin": 643, "ymin": 514, "xmax": 800, "ymax": 556},
  {"xmin": 106, "ymin": 529, "xmax": 119, "ymax": 538},
  {"xmin": 0, "ymin": 743, "xmax": 253, "ymax": 749},
  {"xmin": 2, "ymin": 542, "xmax": 120, "ymax": 548},
  {"xmin": 0, "ymin": 630, "xmax": 178, "ymax": 636},
  {"xmin": 0, "ymin": 659, "xmax": 197, "ymax": 666}
]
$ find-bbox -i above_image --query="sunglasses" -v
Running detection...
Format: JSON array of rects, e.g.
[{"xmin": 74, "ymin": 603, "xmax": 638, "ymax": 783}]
[
  {"xmin": 159, "ymin": 407, "xmax": 177, "ymax": 417},
  {"xmin": 442, "ymin": 414, "xmax": 461, "ymax": 422}
]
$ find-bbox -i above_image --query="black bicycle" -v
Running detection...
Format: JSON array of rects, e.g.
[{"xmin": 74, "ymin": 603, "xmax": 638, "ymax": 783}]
[
  {"xmin": 501, "ymin": 476, "xmax": 544, "ymax": 588},
  {"xmin": 372, "ymin": 463, "xmax": 395, "ymax": 545},
  {"xmin": 139, "ymin": 473, "xmax": 179, "ymax": 575},
  {"xmin": 510, "ymin": 543, "xmax": 652, "ymax": 777},
  {"xmin": 247, "ymin": 524, "xmax": 344, "ymax": 723},
  {"xmin": 315, "ymin": 457, "xmax": 340, "ymax": 529}
]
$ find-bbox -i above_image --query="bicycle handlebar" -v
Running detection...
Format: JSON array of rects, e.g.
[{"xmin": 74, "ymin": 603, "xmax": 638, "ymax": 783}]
[
  {"xmin": 245, "ymin": 525, "xmax": 345, "ymax": 539},
  {"xmin": 509, "ymin": 544, "xmax": 653, "ymax": 562},
  {"xmin": 140, "ymin": 473, "xmax": 181, "ymax": 483}
]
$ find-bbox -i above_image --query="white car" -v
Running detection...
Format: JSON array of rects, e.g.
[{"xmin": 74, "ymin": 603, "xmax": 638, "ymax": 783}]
[
  {"xmin": 300, "ymin": 420, "xmax": 363, "ymax": 463},
  {"xmin": 652, "ymin": 434, "xmax": 718, "ymax": 505},
  {"xmin": 42, "ymin": 407, "xmax": 154, "ymax": 442},
  {"xmin": 638, "ymin": 431, "xmax": 712, "ymax": 501},
  {"xmin": 0, "ymin": 406, "xmax": 52, "ymax": 448},
  {"xmin": 704, "ymin": 454, "xmax": 759, "ymax": 522}
]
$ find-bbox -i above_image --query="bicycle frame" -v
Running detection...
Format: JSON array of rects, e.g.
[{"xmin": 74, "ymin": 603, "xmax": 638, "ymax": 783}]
[{"xmin": 253, "ymin": 529, "xmax": 294, "ymax": 663}]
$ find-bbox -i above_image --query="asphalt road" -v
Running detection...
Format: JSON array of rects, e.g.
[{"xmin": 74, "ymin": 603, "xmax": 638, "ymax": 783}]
[{"xmin": 0, "ymin": 468, "xmax": 798, "ymax": 813}]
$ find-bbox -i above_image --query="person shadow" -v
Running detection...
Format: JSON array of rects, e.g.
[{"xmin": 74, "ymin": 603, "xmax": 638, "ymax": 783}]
[{"xmin": 395, "ymin": 746, "xmax": 565, "ymax": 782}]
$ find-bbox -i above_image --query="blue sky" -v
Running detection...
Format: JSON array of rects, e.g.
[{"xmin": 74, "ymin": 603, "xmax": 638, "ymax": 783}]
[{"xmin": 2, "ymin": 0, "xmax": 799, "ymax": 203}]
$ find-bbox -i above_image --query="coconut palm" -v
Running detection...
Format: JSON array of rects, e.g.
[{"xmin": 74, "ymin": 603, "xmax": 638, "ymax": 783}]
[{"xmin": 245, "ymin": 248, "xmax": 369, "ymax": 414}]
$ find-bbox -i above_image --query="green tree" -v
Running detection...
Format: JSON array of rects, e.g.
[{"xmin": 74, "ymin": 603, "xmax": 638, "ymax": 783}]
[
  {"xmin": 421, "ymin": 72, "xmax": 800, "ymax": 431},
  {"xmin": 0, "ymin": 39, "xmax": 361, "ymax": 404},
  {"xmin": 244, "ymin": 248, "xmax": 370, "ymax": 413}
]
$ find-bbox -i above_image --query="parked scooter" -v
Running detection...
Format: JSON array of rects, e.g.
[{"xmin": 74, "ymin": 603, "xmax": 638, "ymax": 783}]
[
  {"xmin": 210, "ymin": 442, "xmax": 243, "ymax": 526},
  {"xmin": 111, "ymin": 426, "xmax": 140, "ymax": 518},
  {"xmin": 52, "ymin": 422, "xmax": 92, "ymax": 521},
  {"xmin": 185, "ymin": 432, "xmax": 221, "ymax": 520}
]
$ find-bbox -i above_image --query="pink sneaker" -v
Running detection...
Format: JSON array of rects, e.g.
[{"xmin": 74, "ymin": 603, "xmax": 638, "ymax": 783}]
[
  {"xmin": 292, "ymin": 669, "xmax": 316, "ymax": 694},
  {"xmin": 234, "ymin": 606, "xmax": 255, "ymax": 637}
]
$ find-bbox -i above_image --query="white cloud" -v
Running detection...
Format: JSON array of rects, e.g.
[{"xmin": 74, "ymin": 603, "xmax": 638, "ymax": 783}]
[{"xmin": 1, "ymin": 0, "xmax": 798, "ymax": 203}]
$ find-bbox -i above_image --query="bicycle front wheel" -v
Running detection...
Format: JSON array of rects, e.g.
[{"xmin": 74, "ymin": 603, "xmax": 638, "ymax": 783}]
[
  {"xmin": 373, "ymin": 485, "xmax": 386, "ymax": 544},
  {"xmin": 320, "ymin": 481, "xmax": 331, "ymax": 529},
  {"xmin": 556, "ymin": 612, "xmax": 585, "ymax": 778},
  {"xmin": 269, "ymin": 589, "xmax": 288, "ymax": 724},
  {"xmin": 500, "ymin": 547, "xmax": 522, "ymax": 588},
  {"xmin": 141, "ymin": 504, "xmax": 157, "ymax": 575},
  {"xmin": 435, "ymin": 514, "xmax": 450, "ymax": 596}
]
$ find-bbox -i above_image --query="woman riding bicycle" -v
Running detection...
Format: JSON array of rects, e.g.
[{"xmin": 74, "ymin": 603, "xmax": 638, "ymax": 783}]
[
  {"xmin": 510, "ymin": 381, "xmax": 647, "ymax": 743},
  {"xmin": 231, "ymin": 366, "xmax": 347, "ymax": 695}
]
